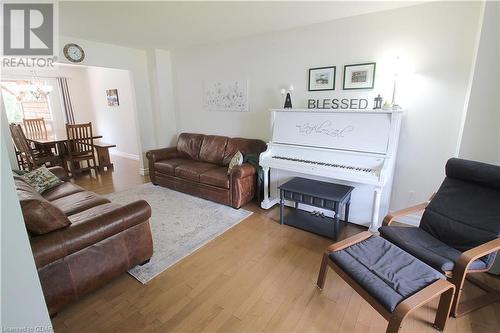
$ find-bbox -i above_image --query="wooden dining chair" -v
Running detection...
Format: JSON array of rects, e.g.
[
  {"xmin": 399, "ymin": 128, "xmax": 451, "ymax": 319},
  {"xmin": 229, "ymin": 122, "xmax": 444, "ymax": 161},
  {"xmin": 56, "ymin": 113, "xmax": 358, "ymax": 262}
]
[
  {"xmin": 23, "ymin": 117, "xmax": 57, "ymax": 154},
  {"xmin": 23, "ymin": 118, "xmax": 48, "ymax": 140},
  {"xmin": 65, "ymin": 122, "xmax": 98, "ymax": 177},
  {"xmin": 9, "ymin": 123, "xmax": 61, "ymax": 171}
]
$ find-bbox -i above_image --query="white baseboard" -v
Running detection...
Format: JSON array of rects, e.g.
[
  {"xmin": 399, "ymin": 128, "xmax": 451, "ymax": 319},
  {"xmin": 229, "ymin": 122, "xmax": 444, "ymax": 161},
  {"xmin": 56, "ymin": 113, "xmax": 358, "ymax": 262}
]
[
  {"xmin": 139, "ymin": 167, "xmax": 149, "ymax": 176},
  {"xmin": 110, "ymin": 150, "xmax": 140, "ymax": 161},
  {"xmin": 392, "ymin": 213, "xmax": 422, "ymax": 227}
]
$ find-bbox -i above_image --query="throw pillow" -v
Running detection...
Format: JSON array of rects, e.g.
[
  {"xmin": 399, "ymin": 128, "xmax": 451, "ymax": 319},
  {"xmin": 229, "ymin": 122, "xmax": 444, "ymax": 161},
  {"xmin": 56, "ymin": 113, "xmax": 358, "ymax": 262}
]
[
  {"xmin": 227, "ymin": 151, "xmax": 243, "ymax": 174},
  {"xmin": 13, "ymin": 169, "xmax": 28, "ymax": 176},
  {"xmin": 22, "ymin": 166, "xmax": 64, "ymax": 194}
]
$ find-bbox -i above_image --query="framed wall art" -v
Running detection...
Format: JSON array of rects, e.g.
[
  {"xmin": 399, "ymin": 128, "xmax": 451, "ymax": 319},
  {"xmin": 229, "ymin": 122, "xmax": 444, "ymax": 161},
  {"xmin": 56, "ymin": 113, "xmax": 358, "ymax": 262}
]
[
  {"xmin": 203, "ymin": 80, "xmax": 249, "ymax": 112},
  {"xmin": 106, "ymin": 89, "xmax": 119, "ymax": 106},
  {"xmin": 308, "ymin": 66, "xmax": 336, "ymax": 91},
  {"xmin": 343, "ymin": 62, "xmax": 376, "ymax": 90}
]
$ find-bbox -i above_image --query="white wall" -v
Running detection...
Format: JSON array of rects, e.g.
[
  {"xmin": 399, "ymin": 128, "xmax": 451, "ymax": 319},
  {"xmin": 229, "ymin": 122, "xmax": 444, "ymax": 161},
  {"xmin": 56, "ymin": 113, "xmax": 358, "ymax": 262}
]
[
  {"xmin": 147, "ymin": 49, "xmax": 177, "ymax": 147},
  {"xmin": 1, "ymin": 103, "xmax": 52, "ymax": 331},
  {"xmin": 84, "ymin": 66, "xmax": 140, "ymax": 159},
  {"xmin": 458, "ymin": 1, "xmax": 500, "ymax": 165},
  {"xmin": 172, "ymin": 1, "xmax": 481, "ymax": 211}
]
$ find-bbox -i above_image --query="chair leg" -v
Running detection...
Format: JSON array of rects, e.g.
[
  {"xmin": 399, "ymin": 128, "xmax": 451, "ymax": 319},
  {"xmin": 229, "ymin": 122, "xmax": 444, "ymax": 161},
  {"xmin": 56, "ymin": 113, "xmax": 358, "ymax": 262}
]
[
  {"xmin": 316, "ymin": 253, "xmax": 329, "ymax": 290},
  {"xmin": 386, "ymin": 316, "xmax": 404, "ymax": 333},
  {"xmin": 433, "ymin": 286, "xmax": 455, "ymax": 331},
  {"xmin": 451, "ymin": 274, "xmax": 500, "ymax": 317}
]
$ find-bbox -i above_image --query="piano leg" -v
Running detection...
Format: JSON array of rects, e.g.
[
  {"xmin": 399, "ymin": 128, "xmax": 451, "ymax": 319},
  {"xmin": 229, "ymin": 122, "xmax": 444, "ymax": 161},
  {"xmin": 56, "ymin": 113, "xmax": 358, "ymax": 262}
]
[
  {"xmin": 261, "ymin": 166, "xmax": 271, "ymax": 208},
  {"xmin": 369, "ymin": 187, "xmax": 382, "ymax": 233}
]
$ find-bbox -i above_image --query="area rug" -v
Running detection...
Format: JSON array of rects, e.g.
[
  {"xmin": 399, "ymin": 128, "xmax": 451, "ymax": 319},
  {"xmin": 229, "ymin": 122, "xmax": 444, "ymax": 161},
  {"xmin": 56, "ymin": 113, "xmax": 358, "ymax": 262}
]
[{"xmin": 105, "ymin": 183, "xmax": 252, "ymax": 284}]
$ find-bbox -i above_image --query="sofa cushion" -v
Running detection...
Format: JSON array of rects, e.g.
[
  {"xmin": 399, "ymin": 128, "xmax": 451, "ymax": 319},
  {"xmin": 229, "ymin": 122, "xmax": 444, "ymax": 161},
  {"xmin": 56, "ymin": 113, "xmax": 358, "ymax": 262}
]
[
  {"xmin": 177, "ymin": 133, "xmax": 205, "ymax": 160},
  {"xmin": 379, "ymin": 226, "xmax": 489, "ymax": 272},
  {"xmin": 154, "ymin": 158, "xmax": 193, "ymax": 175},
  {"xmin": 199, "ymin": 135, "xmax": 228, "ymax": 165},
  {"xmin": 175, "ymin": 161, "xmax": 219, "ymax": 182},
  {"xmin": 68, "ymin": 202, "xmax": 123, "ymax": 225},
  {"xmin": 222, "ymin": 137, "xmax": 267, "ymax": 166},
  {"xmin": 16, "ymin": 183, "xmax": 71, "ymax": 235},
  {"xmin": 329, "ymin": 236, "xmax": 444, "ymax": 312},
  {"xmin": 200, "ymin": 167, "xmax": 230, "ymax": 189},
  {"xmin": 50, "ymin": 191, "xmax": 110, "ymax": 216},
  {"xmin": 43, "ymin": 182, "xmax": 85, "ymax": 201}
]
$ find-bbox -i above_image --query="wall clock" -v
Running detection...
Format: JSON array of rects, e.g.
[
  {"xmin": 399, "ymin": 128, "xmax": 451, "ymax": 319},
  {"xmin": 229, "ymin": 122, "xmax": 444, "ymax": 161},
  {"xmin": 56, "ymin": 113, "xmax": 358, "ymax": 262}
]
[{"xmin": 63, "ymin": 43, "xmax": 85, "ymax": 63}]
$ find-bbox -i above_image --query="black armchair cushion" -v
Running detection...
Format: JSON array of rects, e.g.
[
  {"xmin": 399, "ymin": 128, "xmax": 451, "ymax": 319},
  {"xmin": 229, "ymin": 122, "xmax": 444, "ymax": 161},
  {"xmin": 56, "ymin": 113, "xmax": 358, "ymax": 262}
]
[
  {"xmin": 379, "ymin": 226, "xmax": 489, "ymax": 272},
  {"xmin": 329, "ymin": 236, "xmax": 444, "ymax": 312},
  {"xmin": 419, "ymin": 158, "xmax": 500, "ymax": 267},
  {"xmin": 445, "ymin": 157, "xmax": 500, "ymax": 190}
]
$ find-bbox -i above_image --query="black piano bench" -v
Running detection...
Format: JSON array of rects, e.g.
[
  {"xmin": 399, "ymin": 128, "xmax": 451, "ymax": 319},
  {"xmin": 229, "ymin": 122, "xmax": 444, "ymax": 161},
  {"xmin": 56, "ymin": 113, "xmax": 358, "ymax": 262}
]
[
  {"xmin": 317, "ymin": 232, "xmax": 455, "ymax": 333},
  {"xmin": 278, "ymin": 177, "xmax": 353, "ymax": 240}
]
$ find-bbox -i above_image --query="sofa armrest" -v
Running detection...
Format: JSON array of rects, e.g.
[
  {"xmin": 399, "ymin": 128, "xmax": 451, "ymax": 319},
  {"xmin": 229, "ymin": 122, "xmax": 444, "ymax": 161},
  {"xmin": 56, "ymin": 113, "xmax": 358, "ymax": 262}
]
[
  {"xmin": 48, "ymin": 166, "xmax": 69, "ymax": 181},
  {"xmin": 146, "ymin": 147, "xmax": 178, "ymax": 162},
  {"xmin": 30, "ymin": 200, "xmax": 152, "ymax": 268},
  {"xmin": 230, "ymin": 163, "xmax": 256, "ymax": 179}
]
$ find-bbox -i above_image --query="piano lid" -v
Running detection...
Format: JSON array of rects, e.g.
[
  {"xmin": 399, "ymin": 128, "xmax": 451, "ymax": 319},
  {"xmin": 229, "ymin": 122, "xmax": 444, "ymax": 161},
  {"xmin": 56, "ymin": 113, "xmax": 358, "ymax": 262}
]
[{"xmin": 270, "ymin": 109, "xmax": 395, "ymax": 154}]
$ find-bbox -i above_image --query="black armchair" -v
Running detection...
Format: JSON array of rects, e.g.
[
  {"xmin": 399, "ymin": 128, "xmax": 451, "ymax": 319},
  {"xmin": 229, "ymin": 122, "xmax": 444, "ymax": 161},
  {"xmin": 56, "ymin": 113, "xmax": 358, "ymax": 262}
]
[{"xmin": 379, "ymin": 158, "xmax": 500, "ymax": 317}]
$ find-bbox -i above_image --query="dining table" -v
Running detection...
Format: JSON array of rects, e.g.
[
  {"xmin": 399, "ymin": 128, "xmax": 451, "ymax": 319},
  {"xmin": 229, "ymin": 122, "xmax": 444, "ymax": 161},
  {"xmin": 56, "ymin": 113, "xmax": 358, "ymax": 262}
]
[
  {"xmin": 25, "ymin": 132, "xmax": 103, "ymax": 153},
  {"xmin": 26, "ymin": 132, "xmax": 103, "ymax": 171}
]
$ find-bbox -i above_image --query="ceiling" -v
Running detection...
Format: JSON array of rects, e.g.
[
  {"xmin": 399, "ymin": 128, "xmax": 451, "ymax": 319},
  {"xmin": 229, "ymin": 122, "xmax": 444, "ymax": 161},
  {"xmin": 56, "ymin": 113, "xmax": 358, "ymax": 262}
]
[{"xmin": 60, "ymin": 1, "xmax": 424, "ymax": 51}]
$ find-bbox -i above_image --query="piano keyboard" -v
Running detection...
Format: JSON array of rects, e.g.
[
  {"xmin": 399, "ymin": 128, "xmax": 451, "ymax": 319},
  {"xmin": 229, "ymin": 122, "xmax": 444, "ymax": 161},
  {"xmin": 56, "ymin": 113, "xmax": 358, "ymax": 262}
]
[{"xmin": 271, "ymin": 155, "xmax": 376, "ymax": 174}]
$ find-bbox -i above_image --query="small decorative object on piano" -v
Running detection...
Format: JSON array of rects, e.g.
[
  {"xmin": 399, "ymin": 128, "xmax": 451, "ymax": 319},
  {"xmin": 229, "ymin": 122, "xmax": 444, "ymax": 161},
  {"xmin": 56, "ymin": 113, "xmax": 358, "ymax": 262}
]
[
  {"xmin": 281, "ymin": 85, "xmax": 294, "ymax": 109},
  {"xmin": 382, "ymin": 100, "xmax": 392, "ymax": 110},
  {"xmin": 372, "ymin": 94, "xmax": 383, "ymax": 109}
]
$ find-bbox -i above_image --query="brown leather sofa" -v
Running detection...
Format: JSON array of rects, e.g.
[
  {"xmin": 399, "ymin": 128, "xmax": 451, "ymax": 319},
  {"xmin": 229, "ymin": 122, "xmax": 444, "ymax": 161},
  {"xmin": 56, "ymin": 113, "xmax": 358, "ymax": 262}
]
[
  {"xmin": 147, "ymin": 133, "xmax": 267, "ymax": 208},
  {"xmin": 14, "ymin": 167, "xmax": 153, "ymax": 316}
]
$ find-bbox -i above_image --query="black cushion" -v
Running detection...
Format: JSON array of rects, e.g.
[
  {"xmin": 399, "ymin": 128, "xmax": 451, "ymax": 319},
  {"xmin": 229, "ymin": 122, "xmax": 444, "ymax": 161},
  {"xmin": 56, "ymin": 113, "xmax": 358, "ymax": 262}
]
[
  {"xmin": 419, "ymin": 159, "xmax": 500, "ymax": 267},
  {"xmin": 446, "ymin": 157, "xmax": 500, "ymax": 190},
  {"xmin": 329, "ymin": 236, "xmax": 444, "ymax": 312},
  {"xmin": 379, "ymin": 226, "xmax": 489, "ymax": 272}
]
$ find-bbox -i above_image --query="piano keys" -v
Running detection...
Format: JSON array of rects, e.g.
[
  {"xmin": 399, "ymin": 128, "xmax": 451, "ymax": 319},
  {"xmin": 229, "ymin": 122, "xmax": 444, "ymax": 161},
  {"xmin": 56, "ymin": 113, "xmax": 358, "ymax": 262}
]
[{"xmin": 259, "ymin": 109, "xmax": 403, "ymax": 231}]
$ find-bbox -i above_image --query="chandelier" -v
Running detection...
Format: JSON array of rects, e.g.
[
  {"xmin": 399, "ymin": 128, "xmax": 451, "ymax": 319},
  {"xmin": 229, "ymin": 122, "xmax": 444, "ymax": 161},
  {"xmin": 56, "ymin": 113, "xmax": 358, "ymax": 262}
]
[{"xmin": 14, "ymin": 71, "xmax": 53, "ymax": 101}]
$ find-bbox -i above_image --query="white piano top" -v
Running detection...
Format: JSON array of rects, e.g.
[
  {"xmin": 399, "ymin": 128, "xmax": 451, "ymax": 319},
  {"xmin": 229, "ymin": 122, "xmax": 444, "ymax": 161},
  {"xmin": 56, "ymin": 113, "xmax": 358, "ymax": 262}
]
[{"xmin": 270, "ymin": 108, "xmax": 404, "ymax": 114}]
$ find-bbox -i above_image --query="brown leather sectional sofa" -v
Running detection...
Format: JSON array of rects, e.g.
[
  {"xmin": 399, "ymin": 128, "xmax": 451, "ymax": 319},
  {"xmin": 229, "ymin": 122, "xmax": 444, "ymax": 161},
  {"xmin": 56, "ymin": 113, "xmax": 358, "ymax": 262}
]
[
  {"xmin": 147, "ymin": 133, "xmax": 267, "ymax": 208},
  {"xmin": 14, "ymin": 167, "xmax": 153, "ymax": 315}
]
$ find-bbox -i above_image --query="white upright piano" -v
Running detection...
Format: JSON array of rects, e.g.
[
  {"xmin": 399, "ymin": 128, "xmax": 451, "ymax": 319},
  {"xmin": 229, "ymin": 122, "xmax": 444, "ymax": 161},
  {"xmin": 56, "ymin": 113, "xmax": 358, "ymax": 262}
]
[{"xmin": 260, "ymin": 109, "xmax": 403, "ymax": 232}]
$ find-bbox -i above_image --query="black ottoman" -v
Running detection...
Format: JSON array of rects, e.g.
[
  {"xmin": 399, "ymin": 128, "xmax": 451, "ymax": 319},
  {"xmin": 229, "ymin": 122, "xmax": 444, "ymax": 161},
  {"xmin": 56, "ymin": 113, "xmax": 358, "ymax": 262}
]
[{"xmin": 317, "ymin": 232, "xmax": 456, "ymax": 333}]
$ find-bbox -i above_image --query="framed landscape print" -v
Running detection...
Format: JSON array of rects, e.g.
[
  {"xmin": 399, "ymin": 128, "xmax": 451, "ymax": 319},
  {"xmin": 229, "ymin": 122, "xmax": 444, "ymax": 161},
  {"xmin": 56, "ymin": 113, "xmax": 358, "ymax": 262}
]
[
  {"xmin": 343, "ymin": 62, "xmax": 376, "ymax": 90},
  {"xmin": 308, "ymin": 66, "xmax": 336, "ymax": 91}
]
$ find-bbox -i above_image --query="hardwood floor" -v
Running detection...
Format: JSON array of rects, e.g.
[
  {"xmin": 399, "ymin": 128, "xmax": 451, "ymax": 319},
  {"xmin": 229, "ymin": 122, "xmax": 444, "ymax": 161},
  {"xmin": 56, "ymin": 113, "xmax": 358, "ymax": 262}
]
[{"xmin": 53, "ymin": 156, "xmax": 500, "ymax": 333}]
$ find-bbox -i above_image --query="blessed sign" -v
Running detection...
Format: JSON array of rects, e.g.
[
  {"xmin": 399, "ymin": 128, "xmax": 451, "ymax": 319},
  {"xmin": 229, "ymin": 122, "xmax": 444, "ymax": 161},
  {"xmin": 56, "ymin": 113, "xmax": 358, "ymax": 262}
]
[{"xmin": 308, "ymin": 98, "xmax": 369, "ymax": 110}]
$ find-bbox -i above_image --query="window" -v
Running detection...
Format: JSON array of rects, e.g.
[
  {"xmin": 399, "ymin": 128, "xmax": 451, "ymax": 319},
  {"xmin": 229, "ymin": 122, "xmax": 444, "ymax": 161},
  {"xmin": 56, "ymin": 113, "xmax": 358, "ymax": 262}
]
[{"xmin": 1, "ymin": 79, "xmax": 55, "ymax": 136}]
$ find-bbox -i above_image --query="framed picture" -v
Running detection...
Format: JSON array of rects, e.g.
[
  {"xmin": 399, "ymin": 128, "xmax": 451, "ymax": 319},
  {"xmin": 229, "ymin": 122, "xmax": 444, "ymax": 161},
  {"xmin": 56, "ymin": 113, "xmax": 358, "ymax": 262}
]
[
  {"xmin": 106, "ymin": 89, "xmax": 119, "ymax": 106},
  {"xmin": 343, "ymin": 62, "xmax": 376, "ymax": 90},
  {"xmin": 308, "ymin": 66, "xmax": 336, "ymax": 91}
]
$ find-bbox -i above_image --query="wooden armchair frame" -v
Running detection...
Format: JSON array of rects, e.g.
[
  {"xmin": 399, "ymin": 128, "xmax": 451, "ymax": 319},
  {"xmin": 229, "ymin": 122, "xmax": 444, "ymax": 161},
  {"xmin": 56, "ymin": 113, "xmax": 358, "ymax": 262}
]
[
  {"xmin": 317, "ymin": 232, "xmax": 455, "ymax": 333},
  {"xmin": 383, "ymin": 199, "xmax": 500, "ymax": 317}
]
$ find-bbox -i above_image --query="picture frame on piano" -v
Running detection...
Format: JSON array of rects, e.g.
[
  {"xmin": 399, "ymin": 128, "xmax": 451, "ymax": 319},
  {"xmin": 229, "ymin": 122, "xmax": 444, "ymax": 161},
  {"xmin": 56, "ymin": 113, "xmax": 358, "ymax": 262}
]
[
  {"xmin": 308, "ymin": 66, "xmax": 336, "ymax": 91},
  {"xmin": 343, "ymin": 62, "xmax": 376, "ymax": 90}
]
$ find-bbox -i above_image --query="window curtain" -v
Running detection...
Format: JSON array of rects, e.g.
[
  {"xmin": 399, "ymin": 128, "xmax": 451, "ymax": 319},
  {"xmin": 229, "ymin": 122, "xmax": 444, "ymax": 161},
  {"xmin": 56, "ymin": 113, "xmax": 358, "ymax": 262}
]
[{"xmin": 57, "ymin": 77, "xmax": 75, "ymax": 124}]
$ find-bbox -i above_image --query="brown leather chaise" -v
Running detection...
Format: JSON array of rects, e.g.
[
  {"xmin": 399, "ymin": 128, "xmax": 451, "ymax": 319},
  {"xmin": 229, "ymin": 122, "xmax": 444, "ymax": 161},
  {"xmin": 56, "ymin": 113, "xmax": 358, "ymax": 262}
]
[
  {"xmin": 14, "ymin": 167, "xmax": 153, "ymax": 316},
  {"xmin": 147, "ymin": 133, "xmax": 267, "ymax": 208}
]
